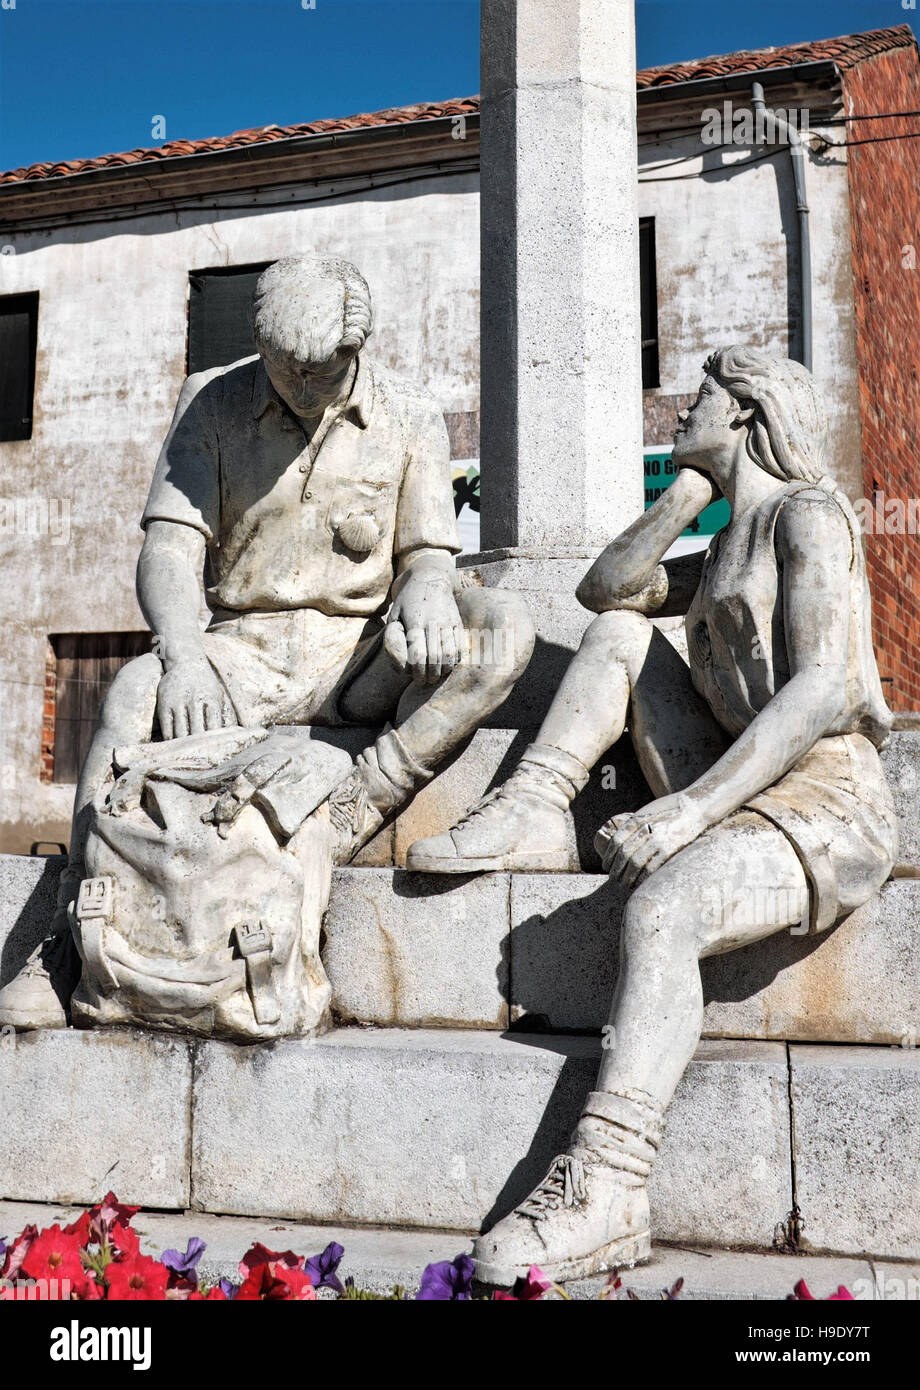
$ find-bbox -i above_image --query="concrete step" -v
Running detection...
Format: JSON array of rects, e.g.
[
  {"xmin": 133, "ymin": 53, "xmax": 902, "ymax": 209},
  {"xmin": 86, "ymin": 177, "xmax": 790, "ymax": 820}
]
[
  {"xmin": 324, "ymin": 869, "xmax": 920, "ymax": 1044},
  {"xmin": 3, "ymin": 1198, "xmax": 911, "ymax": 1299},
  {"xmin": 3, "ymin": 1023, "xmax": 919, "ymax": 1258},
  {"xmin": 6, "ymin": 845, "xmax": 920, "ymax": 1050}
]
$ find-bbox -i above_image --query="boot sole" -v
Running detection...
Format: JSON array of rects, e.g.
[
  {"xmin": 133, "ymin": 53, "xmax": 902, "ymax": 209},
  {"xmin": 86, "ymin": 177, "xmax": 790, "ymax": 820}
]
[
  {"xmin": 404, "ymin": 849, "xmax": 579, "ymax": 874},
  {"xmin": 474, "ymin": 1229, "xmax": 651, "ymax": 1289}
]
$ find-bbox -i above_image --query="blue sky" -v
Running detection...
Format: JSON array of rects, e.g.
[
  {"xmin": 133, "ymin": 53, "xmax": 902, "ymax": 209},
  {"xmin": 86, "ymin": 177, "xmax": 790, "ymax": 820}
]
[{"xmin": 0, "ymin": 0, "xmax": 916, "ymax": 172}]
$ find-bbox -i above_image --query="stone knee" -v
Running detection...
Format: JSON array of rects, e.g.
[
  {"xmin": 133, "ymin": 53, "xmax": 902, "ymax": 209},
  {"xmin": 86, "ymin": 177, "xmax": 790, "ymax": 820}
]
[
  {"xmin": 620, "ymin": 877, "xmax": 702, "ymax": 969},
  {"xmin": 456, "ymin": 585, "xmax": 535, "ymax": 701},
  {"xmin": 98, "ymin": 651, "xmax": 163, "ymax": 739},
  {"xmin": 578, "ymin": 609, "xmax": 654, "ymax": 676}
]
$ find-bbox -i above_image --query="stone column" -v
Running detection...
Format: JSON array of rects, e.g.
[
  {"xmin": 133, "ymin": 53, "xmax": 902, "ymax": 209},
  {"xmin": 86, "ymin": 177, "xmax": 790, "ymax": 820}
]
[{"xmin": 464, "ymin": 0, "xmax": 644, "ymax": 724}]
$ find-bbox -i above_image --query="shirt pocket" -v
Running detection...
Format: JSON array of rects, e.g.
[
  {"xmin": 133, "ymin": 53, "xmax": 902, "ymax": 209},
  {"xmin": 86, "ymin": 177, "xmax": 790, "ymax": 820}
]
[{"xmin": 326, "ymin": 476, "xmax": 397, "ymax": 556}]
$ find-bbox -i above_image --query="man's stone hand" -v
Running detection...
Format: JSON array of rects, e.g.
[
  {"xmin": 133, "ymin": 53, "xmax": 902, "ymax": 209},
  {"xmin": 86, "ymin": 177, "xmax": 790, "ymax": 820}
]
[
  {"xmin": 384, "ymin": 571, "xmax": 466, "ymax": 685},
  {"xmin": 156, "ymin": 655, "xmax": 237, "ymax": 740}
]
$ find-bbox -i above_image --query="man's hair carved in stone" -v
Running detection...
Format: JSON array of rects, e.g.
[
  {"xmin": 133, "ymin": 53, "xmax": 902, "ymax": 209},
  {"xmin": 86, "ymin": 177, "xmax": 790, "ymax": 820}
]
[
  {"xmin": 705, "ymin": 345, "xmax": 829, "ymax": 485},
  {"xmin": 251, "ymin": 255, "xmax": 375, "ymax": 361}
]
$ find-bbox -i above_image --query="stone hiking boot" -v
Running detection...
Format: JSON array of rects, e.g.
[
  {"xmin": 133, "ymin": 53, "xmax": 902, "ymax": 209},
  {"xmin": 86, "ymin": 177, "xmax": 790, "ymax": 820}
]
[
  {"xmin": 405, "ymin": 743, "xmax": 589, "ymax": 873},
  {"xmin": 472, "ymin": 1087, "xmax": 662, "ymax": 1287},
  {"xmin": 472, "ymin": 1152, "xmax": 651, "ymax": 1287},
  {"xmin": 0, "ymin": 927, "xmax": 79, "ymax": 1031}
]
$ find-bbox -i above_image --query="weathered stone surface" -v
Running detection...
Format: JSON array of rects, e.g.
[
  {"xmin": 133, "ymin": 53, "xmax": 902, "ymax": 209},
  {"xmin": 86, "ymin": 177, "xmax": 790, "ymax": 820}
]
[
  {"xmin": 0, "ymin": 854, "xmax": 62, "ymax": 987},
  {"xmin": 790, "ymin": 1045, "xmax": 920, "ymax": 1260},
  {"xmin": 0, "ymin": 1027, "xmax": 192, "ymax": 1207},
  {"xmin": 324, "ymin": 868, "xmax": 511, "ymax": 1028},
  {"xmin": 653, "ymin": 1040, "xmax": 791, "ymax": 1249},
  {"xmin": 191, "ymin": 1028, "xmax": 789, "ymax": 1246},
  {"xmin": 879, "ymin": 730, "xmax": 920, "ymax": 870},
  {"xmin": 510, "ymin": 873, "xmax": 920, "ymax": 1045}
]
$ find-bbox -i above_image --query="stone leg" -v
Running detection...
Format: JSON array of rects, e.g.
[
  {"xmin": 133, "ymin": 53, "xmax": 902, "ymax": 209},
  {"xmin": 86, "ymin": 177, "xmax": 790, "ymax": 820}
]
[
  {"xmin": 0, "ymin": 653, "xmax": 162, "ymax": 1030},
  {"xmin": 328, "ymin": 587, "xmax": 535, "ymax": 861},
  {"xmin": 406, "ymin": 609, "xmax": 730, "ymax": 871}
]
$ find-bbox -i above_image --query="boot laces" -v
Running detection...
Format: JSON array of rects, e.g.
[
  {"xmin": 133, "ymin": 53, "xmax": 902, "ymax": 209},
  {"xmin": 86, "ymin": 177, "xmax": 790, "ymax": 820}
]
[
  {"xmin": 518, "ymin": 1154, "xmax": 588, "ymax": 1219},
  {"xmin": 457, "ymin": 767, "xmax": 546, "ymax": 826}
]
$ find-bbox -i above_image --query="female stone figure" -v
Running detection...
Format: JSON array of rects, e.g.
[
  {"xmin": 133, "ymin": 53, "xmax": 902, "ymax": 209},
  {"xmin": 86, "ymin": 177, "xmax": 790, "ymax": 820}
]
[{"xmin": 407, "ymin": 347, "xmax": 897, "ymax": 1285}]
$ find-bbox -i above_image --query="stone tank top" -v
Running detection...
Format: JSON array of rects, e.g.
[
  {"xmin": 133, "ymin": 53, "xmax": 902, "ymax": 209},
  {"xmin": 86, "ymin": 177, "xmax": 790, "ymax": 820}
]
[{"xmin": 684, "ymin": 479, "xmax": 892, "ymax": 748}]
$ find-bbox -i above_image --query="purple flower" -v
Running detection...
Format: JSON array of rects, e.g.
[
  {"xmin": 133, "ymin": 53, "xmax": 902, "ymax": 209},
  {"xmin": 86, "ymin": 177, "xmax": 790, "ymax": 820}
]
[
  {"xmin": 0, "ymin": 1238, "xmax": 6, "ymax": 1264},
  {"xmin": 161, "ymin": 1237, "xmax": 207, "ymax": 1281},
  {"xmin": 303, "ymin": 1241, "xmax": 345, "ymax": 1294},
  {"xmin": 219, "ymin": 1277, "xmax": 237, "ymax": 1299},
  {"xmin": 416, "ymin": 1254, "xmax": 475, "ymax": 1300}
]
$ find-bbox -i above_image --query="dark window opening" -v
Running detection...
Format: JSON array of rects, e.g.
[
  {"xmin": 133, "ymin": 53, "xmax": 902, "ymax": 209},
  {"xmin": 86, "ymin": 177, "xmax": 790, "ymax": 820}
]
[
  {"xmin": 187, "ymin": 262, "xmax": 272, "ymax": 376},
  {"xmin": 639, "ymin": 219, "xmax": 660, "ymax": 390},
  {"xmin": 0, "ymin": 291, "xmax": 39, "ymax": 441},
  {"xmin": 49, "ymin": 632, "xmax": 151, "ymax": 784}
]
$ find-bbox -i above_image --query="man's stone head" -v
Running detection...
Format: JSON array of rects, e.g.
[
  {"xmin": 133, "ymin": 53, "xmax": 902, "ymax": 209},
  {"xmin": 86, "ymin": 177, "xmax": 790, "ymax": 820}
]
[{"xmin": 251, "ymin": 255, "xmax": 373, "ymax": 419}]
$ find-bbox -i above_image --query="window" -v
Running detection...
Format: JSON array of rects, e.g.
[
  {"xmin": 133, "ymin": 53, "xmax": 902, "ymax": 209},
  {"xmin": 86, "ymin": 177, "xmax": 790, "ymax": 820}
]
[
  {"xmin": 639, "ymin": 219, "xmax": 660, "ymax": 390},
  {"xmin": 0, "ymin": 292, "xmax": 39, "ymax": 441},
  {"xmin": 187, "ymin": 263, "xmax": 272, "ymax": 375},
  {"xmin": 46, "ymin": 633, "xmax": 151, "ymax": 784}
]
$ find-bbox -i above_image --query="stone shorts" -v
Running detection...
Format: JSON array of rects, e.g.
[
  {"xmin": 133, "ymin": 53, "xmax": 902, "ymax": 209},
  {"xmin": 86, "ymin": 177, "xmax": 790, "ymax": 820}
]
[
  {"xmin": 745, "ymin": 732, "xmax": 899, "ymax": 933},
  {"xmin": 201, "ymin": 607, "xmax": 386, "ymax": 729}
]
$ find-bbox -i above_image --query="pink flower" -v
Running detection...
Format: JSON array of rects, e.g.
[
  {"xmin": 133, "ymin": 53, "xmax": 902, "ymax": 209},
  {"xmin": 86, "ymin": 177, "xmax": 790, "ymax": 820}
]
[
  {"xmin": 1, "ymin": 1225, "xmax": 37, "ymax": 1282},
  {"xmin": 791, "ymin": 1278, "xmax": 854, "ymax": 1302},
  {"xmin": 90, "ymin": 1192, "xmax": 141, "ymax": 1248},
  {"xmin": 515, "ymin": 1266, "xmax": 553, "ymax": 1301},
  {"xmin": 105, "ymin": 1254, "xmax": 169, "ymax": 1301},
  {"xmin": 238, "ymin": 1241, "xmax": 303, "ymax": 1281}
]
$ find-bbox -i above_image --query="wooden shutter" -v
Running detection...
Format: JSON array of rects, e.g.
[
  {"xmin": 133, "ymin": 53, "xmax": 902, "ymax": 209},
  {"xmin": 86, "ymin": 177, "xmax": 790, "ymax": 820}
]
[
  {"xmin": 0, "ymin": 292, "xmax": 39, "ymax": 441},
  {"xmin": 51, "ymin": 632, "xmax": 152, "ymax": 784},
  {"xmin": 187, "ymin": 263, "xmax": 272, "ymax": 376}
]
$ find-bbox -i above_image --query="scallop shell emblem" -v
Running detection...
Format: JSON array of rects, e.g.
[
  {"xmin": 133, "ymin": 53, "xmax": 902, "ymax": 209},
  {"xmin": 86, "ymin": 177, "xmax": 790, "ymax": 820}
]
[{"xmin": 337, "ymin": 511, "xmax": 381, "ymax": 554}]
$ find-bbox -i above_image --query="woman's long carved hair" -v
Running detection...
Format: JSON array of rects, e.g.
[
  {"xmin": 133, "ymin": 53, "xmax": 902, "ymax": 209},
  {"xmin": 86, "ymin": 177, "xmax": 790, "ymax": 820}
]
[{"xmin": 704, "ymin": 346, "xmax": 829, "ymax": 487}]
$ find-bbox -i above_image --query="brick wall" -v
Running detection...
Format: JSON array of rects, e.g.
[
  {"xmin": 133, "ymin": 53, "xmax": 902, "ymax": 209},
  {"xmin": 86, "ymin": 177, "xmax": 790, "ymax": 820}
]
[
  {"xmin": 40, "ymin": 640, "xmax": 56, "ymax": 785},
  {"xmin": 844, "ymin": 41, "xmax": 920, "ymax": 710}
]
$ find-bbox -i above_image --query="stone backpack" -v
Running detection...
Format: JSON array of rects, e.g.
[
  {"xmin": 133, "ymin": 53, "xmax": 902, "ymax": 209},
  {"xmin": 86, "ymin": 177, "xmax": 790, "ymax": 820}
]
[{"xmin": 68, "ymin": 725, "xmax": 353, "ymax": 1042}]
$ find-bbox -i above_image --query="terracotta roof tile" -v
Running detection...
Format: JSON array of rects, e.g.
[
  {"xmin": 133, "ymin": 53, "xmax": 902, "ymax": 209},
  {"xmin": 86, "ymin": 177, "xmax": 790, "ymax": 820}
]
[
  {"xmin": 1, "ymin": 26, "xmax": 915, "ymax": 187},
  {"xmin": 636, "ymin": 23, "xmax": 916, "ymax": 90},
  {"xmin": 0, "ymin": 96, "xmax": 479, "ymax": 187}
]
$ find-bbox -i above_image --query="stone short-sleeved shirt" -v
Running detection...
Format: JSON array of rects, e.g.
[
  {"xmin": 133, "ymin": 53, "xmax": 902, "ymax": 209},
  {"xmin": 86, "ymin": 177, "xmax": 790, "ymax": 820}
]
[{"xmin": 141, "ymin": 353, "xmax": 461, "ymax": 616}]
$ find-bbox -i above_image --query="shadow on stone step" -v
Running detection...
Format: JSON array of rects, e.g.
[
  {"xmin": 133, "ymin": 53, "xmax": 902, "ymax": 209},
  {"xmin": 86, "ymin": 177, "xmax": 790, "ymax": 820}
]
[
  {"xmin": 508, "ymin": 874, "xmax": 835, "ymax": 1032},
  {"xmin": 478, "ymin": 1037, "xmax": 600, "ymax": 1231},
  {"xmin": 0, "ymin": 856, "xmax": 63, "ymax": 988}
]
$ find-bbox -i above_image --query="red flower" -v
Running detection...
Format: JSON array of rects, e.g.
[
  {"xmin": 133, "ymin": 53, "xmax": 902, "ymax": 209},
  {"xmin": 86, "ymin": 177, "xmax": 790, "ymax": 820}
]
[
  {"xmin": 20, "ymin": 1226, "xmax": 85, "ymax": 1287},
  {"xmin": 105, "ymin": 1254, "xmax": 169, "ymax": 1301},
  {"xmin": 829, "ymin": 1286, "xmax": 854, "ymax": 1301},
  {"xmin": 1, "ymin": 1225, "xmax": 37, "ymax": 1281},
  {"xmin": 64, "ymin": 1211, "xmax": 92, "ymax": 1245},
  {"xmin": 189, "ymin": 1285, "xmax": 229, "ymax": 1301},
  {"xmin": 110, "ymin": 1222, "xmax": 140, "ymax": 1260},
  {"xmin": 236, "ymin": 1263, "xmax": 316, "ymax": 1301},
  {"xmin": 238, "ymin": 1241, "xmax": 303, "ymax": 1281},
  {"xmin": 72, "ymin": 1275, "xmax": 105, "ymax": 1301}
]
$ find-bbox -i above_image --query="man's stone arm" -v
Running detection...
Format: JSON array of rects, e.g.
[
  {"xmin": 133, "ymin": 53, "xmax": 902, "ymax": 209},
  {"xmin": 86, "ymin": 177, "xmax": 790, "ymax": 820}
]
[
  {"xmin": 138, "ymin": 520, "xmax": 237, "ymax": 738},
  {"xmin": 576, "ymin": 467, "xmax": 717, "ymax": 615},
  {"xmin": 384, "ymin": 547, "xmax": 465, "ymax": 687}
]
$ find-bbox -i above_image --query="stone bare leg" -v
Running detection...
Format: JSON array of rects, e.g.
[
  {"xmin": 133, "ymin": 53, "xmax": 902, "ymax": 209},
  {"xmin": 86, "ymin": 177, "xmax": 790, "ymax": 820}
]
[{"xmin": 405, "ymin": 607, "xmax": 730, "ymax": 872}]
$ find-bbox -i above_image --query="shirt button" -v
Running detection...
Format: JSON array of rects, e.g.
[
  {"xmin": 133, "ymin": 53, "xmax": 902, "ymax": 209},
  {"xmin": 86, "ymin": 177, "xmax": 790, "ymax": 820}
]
[
  {"xmin": 303, "ymin": 491, "xmax": 312, "ymax": 500},
  {"xmin": 299, "ymin": 463, "xmax": 308, "ymax": 473}
]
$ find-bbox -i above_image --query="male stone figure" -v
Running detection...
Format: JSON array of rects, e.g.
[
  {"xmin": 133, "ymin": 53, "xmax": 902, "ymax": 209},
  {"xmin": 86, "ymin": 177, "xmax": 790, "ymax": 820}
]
[
  {"xmin": 0, "ymin": 255, "xmax": 532, "ymax": 1031},
  {"xmin": 409, "ymin": 348, "xmax": 897, "ymax": 1284}
]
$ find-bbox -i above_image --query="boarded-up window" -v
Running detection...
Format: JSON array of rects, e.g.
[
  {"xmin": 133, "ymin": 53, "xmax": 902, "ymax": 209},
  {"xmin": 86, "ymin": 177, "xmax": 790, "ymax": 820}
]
[
  {"xmin": 50, "ymin": 633, "xmax": 152, "ymax": 784},
  {"xmin": 0, "ymin": 292, "xmax": 39, "ymax": 441},
  {"xmin": 187, "ymin": 263, "xmax": 272, "ymax": 376},
  {"xmin": 640, "ymin": 219, "xmax": 660, "ymax": 390}
]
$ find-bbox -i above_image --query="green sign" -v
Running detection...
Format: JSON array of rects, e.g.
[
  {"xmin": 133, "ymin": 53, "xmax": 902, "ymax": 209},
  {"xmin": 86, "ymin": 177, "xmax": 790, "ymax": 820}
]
[{"xmin": 644, "ymin": 451, "xmax": 730, "ymax": 537}]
